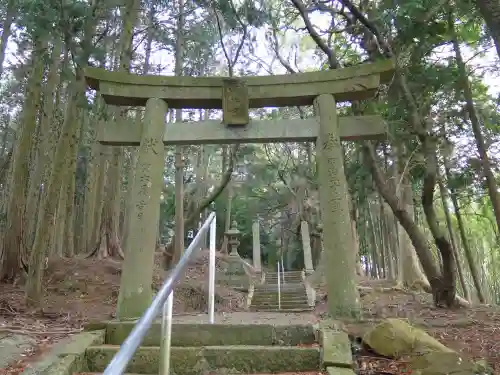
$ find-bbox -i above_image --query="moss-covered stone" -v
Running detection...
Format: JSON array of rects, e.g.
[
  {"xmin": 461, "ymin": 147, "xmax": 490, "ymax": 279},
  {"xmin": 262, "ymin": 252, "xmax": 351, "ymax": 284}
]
[
  {"xmin": 85, "ymin": 345, "xmax": 320, "ymax": 374},
  {"xmin": 363, "ymin": 318, "xmax": 453, "ymax": 357},
  {"xmin": 326, "ymin": 366, "xmax": 357, "ymax": 375},
  {"xmin": 22, "ymin": 330, "xmax": 105, "ymax": 375},
  {"xmin": 222, "ymin": 78, "xmax": 249, "ymax": 126},
  {"xmin": 85, "ymin": 60, "xmax": 394, "ymax": 108},
  {"xmin": 321, "ymin": 330, "xmax": 353, "ymax": 368},
  {"xmin": 105, "ymin": 322, "xmax": 316, "ymax": 347},
  {"xmin": 83, "ymin": 321, "xmax": 109, "ymax": 331}
]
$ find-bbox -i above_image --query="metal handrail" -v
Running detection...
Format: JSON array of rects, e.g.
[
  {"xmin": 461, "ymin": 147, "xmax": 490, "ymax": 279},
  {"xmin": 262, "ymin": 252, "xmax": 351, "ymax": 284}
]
[
  {"xmin": 277, "ymin": 261, "xmax": 281, "ymax": 310},
  {"xmin": 103, "ymin": 212, "xmax": 217, "ymax": 375},
  {"xmin": 280, "ymin": 258, "xmax": 285, "ymax": 284}
]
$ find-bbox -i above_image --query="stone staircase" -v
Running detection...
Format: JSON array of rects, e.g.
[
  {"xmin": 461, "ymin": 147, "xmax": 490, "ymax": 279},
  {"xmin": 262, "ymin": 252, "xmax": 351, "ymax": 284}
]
[
  {"xmin": 79, "ymin": 321, "xmax": 325, "ymax": 374},
  {"xmin": 250, "ymin": 271, "xmax": 312, "ymax": 311},
  {"xmin": 28, "ymin": 315, "xmax": 356, "ymax": 375}
]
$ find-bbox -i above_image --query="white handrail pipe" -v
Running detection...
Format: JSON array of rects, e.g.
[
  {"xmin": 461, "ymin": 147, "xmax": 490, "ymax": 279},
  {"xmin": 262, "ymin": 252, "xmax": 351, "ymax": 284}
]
[
  {"xmin": 208, "ymin": 216, "xmax": 216, "ymax": 324},
  {"xmin": 160, "ymin": 292, "xmax": 174, "ymax": 375},
  {"xmin": 277, "ymin": 262, "xmax": 281, "ymax": 310}
]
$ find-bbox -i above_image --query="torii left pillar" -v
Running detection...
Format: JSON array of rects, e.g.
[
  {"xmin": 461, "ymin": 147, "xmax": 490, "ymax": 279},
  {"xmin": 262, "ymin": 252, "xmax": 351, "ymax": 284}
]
[
  {"xmin": 314, "ymin": 94, "xmax": 360, "ymax": 318},
  {"xmin": 116, "ymin": 98, "xmax": 168, "ymax": 319}
]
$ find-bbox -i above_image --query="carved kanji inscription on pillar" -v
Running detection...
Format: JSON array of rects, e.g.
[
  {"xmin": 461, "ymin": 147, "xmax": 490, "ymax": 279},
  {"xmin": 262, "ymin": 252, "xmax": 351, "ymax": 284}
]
[{"xmin": 222, "ymin": 78, "xmax": 249, "ymax": 126}]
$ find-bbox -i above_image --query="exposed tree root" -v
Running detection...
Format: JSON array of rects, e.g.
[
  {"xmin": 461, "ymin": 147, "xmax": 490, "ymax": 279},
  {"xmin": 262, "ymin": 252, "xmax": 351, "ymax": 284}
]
[{"xmin": 84, "ymin": 228, "xmax": 124, "ymax": 260}]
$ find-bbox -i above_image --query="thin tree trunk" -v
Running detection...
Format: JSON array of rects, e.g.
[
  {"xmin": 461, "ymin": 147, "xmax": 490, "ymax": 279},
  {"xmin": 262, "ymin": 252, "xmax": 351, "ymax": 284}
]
[
  {"xmin": 449, "ymin": 9, "xmax": 500, "ymax": 235},
  {"xmin": 0, "ymin": 0, "xmax": 16, "ymax": 78},
  {"xmin": 172, "ymin": 0, "xmax": 185, "ymax": 266},
  {"xmin": 437, "ymin": 167, "xmax": 469, "ymax": 301},
  {"xmin": 473, "ymin": 0, "xmax": 500, "ymax": 59},
  {"xmin": 25, "ymin": 38, "xmax": 62, "ymax": 251},
  {"xmin": 396, "ymin": 149, "xmax": 430, "ymax": 287},
  {"xmin": 444, "ymin": 153, "xmax": 486, "ymax": 303}
]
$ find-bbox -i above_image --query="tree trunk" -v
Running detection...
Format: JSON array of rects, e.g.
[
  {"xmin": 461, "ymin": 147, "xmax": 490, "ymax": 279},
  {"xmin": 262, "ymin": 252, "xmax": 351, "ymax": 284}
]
[
  {"xmin": 363, "ymin": 145, "xmax": 441, "ymax": 290},
  {"xmin": 53, "ymin": 185, "xmax": 67, "ymax": 257},
  {"xmin": 474, "ymin": 0, "xmax": 500, "ymax": 59},
  {"xmin": 173, "ymin": 145, "xmax": 185, "ymax": 264},
  {"xmin": 449, "ymin": 9, "xmax": 500, "ymax": 235},
  {"xmin": 350, "ymin": 203, "xmax": 364, "ymax": 277},
  {"xmin": 99, "ymin": 148, "xmax": 124, "ymax": 258},
  {"xmin": 25, "ymin": 38, "xmax": 62, "ymax": 251},
  {"xmin": 25, "ymin": 0, "xmax": 101, "ymax": 305},
  {"xmin": 443, "ymin": 152, "xmax": 486, "ymax": 303},
  {"xmin": 380, "ymin": 200, "xmax": 396, "ymax": 280},
  {"xmin": 1, "ymin": 37, "xmax": 46, "ymax": 282},
  {"xmin": 0, "ymin": 0, "xmax": 16, "ymax": 78},
  {"xmin": 395, "ymin": 149, "xmax": 430, "ymax": 287},
  {"xmin": 420, "ymin": 138, "xmax": 457, "ymax": 307},
  {"xmin": 171, "ymin": 0, "xmax": 186, "ymax": 266},
  {"xmin": 437, "ymin": 167, "xmax": 469, "ymax": 301}
]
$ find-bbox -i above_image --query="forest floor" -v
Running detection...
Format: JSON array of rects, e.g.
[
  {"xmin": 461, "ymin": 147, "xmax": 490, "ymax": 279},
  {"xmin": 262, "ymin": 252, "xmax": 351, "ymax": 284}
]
[{"xmin": 0, "ymin": 252, "xmax": 499, "ymax": 374}]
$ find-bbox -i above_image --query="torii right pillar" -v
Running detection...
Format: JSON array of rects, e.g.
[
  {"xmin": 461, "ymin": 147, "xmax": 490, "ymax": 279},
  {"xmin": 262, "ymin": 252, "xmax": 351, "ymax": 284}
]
[{"xmin": 314, "ymin": 94, "xmax": 361, "ymax": 318}]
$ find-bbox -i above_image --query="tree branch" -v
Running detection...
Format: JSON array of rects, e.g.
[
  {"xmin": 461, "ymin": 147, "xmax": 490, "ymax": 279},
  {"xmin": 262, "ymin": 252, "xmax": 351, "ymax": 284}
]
[{"xmin": 289, "ymin": 0, "xmax": 340, "ymax": 68}]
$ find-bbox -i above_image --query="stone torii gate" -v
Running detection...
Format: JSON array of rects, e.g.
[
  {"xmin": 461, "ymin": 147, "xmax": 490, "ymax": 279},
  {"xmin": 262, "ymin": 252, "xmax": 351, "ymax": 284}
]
[{"xmin": 84, "ymin": 60, "xmax": 394, "ymax": 318}]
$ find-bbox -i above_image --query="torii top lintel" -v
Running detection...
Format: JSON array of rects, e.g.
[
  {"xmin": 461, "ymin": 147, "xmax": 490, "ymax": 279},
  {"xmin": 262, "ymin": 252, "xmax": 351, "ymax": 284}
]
[{"xmin": 84, "ymin": 60, "xmax": 394, "ymax": 109}]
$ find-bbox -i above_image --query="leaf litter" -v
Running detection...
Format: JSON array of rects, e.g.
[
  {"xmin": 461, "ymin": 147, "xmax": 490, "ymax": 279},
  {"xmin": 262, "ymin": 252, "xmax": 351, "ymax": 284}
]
[{"xmin": 0, "ymin": 256, "xmax": 499, "ymax": 374}]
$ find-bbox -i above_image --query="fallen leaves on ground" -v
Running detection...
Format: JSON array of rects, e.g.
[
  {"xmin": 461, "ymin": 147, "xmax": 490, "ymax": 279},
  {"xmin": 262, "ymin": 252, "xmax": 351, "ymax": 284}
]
[
  {"xmin": 316, "ymin": 278, "xmax": 500, "ymax": 373},
  {"xmin": 0, "ymin": 251, "xmax": 246, "ymax": 373},
  {"xmin": 2, "ymin": 260, "xmax": 500, "ymax": 374}
]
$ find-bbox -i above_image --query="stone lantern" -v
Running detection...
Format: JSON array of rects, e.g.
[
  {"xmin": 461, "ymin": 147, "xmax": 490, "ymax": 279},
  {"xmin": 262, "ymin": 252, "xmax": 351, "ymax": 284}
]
[
  {"xmin": 224, "ymin": 220, "xmax": 245, "ymax": 277},
  {"xmin": 226, "ymin": 220, "xmax": 241, "ymax": 257}
]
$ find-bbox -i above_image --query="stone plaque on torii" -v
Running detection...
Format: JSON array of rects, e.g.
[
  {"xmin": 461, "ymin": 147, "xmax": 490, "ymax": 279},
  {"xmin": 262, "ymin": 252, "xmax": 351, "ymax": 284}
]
[{"xmin": 84, "ymin": 60, "xmax": 394, "ymax": 318}]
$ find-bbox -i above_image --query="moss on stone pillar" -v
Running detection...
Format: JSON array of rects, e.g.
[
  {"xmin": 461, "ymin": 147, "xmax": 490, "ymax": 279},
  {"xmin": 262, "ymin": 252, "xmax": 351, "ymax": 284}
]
[
  {"xmin": 314, "ymin": 94, "xmax": 361, "ymax": 318},
  {"xmin": 116, "ymin": 98, "xmax": 168, "ymax": 319}
]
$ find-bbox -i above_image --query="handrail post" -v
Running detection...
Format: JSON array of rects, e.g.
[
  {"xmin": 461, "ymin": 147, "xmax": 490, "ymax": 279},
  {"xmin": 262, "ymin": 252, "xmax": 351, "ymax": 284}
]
[
  {"xmin": 277, "ymin": 262, "xmax": 281, "ymax": 310},
  {"xmin": 160, "ymin": 291, "xmax": 174, "ymax": 375},
  {"xmin": 208, "ymin": 215, "xmax": 216, "ymax": 324}
]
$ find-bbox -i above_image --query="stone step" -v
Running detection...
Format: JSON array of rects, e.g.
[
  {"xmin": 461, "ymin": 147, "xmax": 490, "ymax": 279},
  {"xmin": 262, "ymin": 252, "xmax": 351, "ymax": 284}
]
[
  {"xmin": 253, "ymin": 289, "xmax": 307, "ymax": 295},
  {"xmin": 266, "ymin": 275, "xmax": 302, "ymax": 280},
  {"xmin": 252, "ymin": 302, "xmax": 310, "ymax": 308},
  {"xmin": 253, "ymin": 292, "xmax": 307, "ymax": 298},
  {"xmin": 253, "ymin": 292, "xmax": 307, "ymax": 299},
  {"xmin": 251, "ymin": 298, "xmax": 309, "ymax": 304},
  {"xmin": 254, "ymin": 294, "xmax": 307, "ymax": 299},
  {"xmin": 252, "ymin": 293, "xmax": 307, "ymax": 299},
  {"xmin": 251, "ymin": 302, "xmax": 310, "ymax": 308},
  {"xmin": 251, "ymin": 306, "xmax": 311, "ymax": 311},
  {"xmin": 266, "ymin": 274, "xmax": 303, "ymax": 278},
  {"xmin": 249, "ymin": 307, "xmax": 314, "ymax": 312},
  {"xmin": 254, "ymin": 287, "xmax": 306, "ymax": 293},
  {"xmin": 265, "ymin": 276, "xmax": 303, "ymax": 281},
  {"xmin": 252, "ymin": 296, "xmax": 309, "ymax": 302},
  {"xmin": 257, "ymin": 282, "xmax": 305, "ymax": 287},
  {"xmin": 104, "ymin": 322, "xmax": 316, "ymax": 347},
  {"xmin": 266, "ymin": 274, "xmax": 303, "ymax": 277},
  {"xmin": 85, "ymin": 345, "xmax": 321, "ymax": 374}
]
